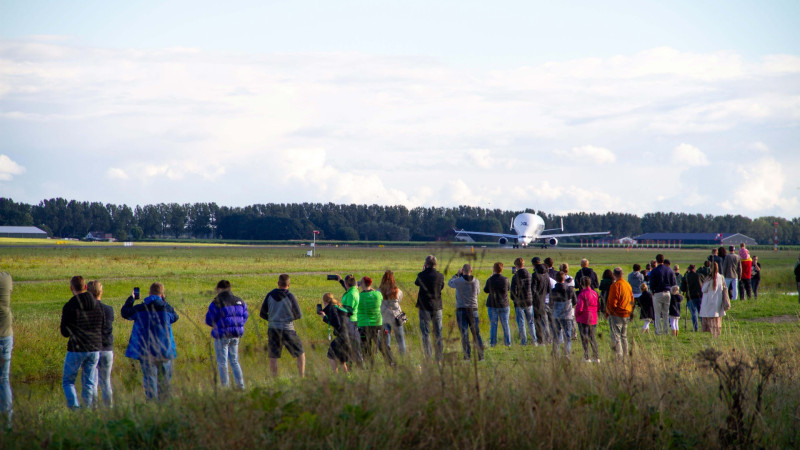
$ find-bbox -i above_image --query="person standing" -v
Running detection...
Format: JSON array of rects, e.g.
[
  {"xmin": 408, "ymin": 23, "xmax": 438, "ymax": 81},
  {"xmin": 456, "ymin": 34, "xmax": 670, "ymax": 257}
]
[
  {"xmin": 750, "ymin": 256, "xmax": 761, "ymax": 299},
  {"xmin": 794, "ymin": 257, "xmax": 800, "ymax": 304},
  {"xmin": 357, "ymin": 277, "xmax": 393, "ymax": 366},
  {"xmin": 680, "ymin": 265, "xmax": 703, "ymax": 332},
  {"xmin": 318, "ymin": 293, "xmax": 351, "ymax": 373},
  {"xmin": 720, "ymin": 246, "xmax": 741, "ymax": 300},
  {"xmin": 628, "ymin": 264, "xmax": 644, "ymax": 301},
  {"xmin": 605, "ymin": 268, "xmax": 634, "ymax": 360},
  {"xmin": 337, "ymin": 275, "xmax": 363, "ymax": 366},
  {"xmin": 699, "ymin": 262, "xmax": 726, "ymax": 337},
  {"xmin": 485, "ymin": 262, "xmax": 511, "ymax": 347},
  {"xmin": 531, "ymin": 257, "xmax": 552, "ymax": 344},
  {"xmin": 0, "ymin": 272, "xmax": 13, "ymax": 422},
  {"xmin": 575, "ymin": 276, "xmax": 599, "ymax": 363},
  {"xmin": 649, "ymin": 254, "xmax": 676, "ymax": 335},
  {"xmin": 87, "ymin": 281, "xmax": 114, "ymax": 407},
  {"xmin": 574, "ymin": 259, "xmax": 599, "ymax": 291},
  {"xmin": 448, "ymin": 264, "xmax": 484, "ymax": 360},
  {"xmin": 510, "ymin": 258, "xmax": 536, "ymax": 346},
  {"xmin": 638, "ymin": 283, "xmax": 655, "ymax": 333},
  {"xmin": 550, "ymin": 271, "xmax": 576, "ymax": 357},
  {"xmin": 122, "ymin": 282, "xmax": 179, "ymax": 402},
  {"xmin": 60, "ymin": 276, "xmax": 105, "ymax": 409},
  {"xmin": 598, "ymin": 269, "xmax": 614, "ymax": 314},
  {"xmin": 739, "ymin": 255, "xmax": 753, "ymax": 300},
  {"xmin": 205, "ymin": 280, "xmax": 249, "ymax": 390},
  {"xmin": 379, "ymin": 271, "xmax": 406, "ymax": 356},
  {"xmin": 708, "ymin": 248, "xmax": 723, "ymax": 276},
  {"xmin": 260, "ymin": 274, "xmax": 305, "ymax": 377},
  {"xmin": 668, "ymin": 286, "xmax": 682, "ymax": 337},
  {"xmin": 415, "ymin": 255, "xmax": 445, "ymax": 360}
]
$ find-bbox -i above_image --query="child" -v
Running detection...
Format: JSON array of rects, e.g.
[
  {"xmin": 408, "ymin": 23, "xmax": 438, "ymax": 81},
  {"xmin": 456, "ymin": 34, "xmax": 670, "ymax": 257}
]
[
  {"xmin": 669, "ymin": 286, "xmax": 682, "ymax": 337},
  {"xmin": 638, "ymin": 283, "xmax": 654, "ymax": 333},
  {"xmin": 317, "ymin": 293, "xmax": 351, "ymax": 373}
]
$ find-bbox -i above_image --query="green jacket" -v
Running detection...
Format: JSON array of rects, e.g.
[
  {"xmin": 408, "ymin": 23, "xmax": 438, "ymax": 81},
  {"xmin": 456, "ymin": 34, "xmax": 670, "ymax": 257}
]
[
  {"xmin": 0, "ymin": 272, "xmax": 12, "ymax": 338},
  {"xmin": 341, "ymin": 287, "xmax": 360, "ymax": 323},
  {"xmin": 357, "ymin": 289, "xmax": 383, "ymax": 327}
]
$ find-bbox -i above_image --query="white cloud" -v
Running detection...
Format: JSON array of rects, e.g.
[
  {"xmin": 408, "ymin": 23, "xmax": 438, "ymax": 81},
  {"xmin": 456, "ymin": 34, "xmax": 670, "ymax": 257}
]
[
  {"xmin": 673, "ymin": 143, "xmax": 709, "ymax": 167},
  {"xmin": 467, "ymin": 149, "xmax": 493, "ymax": 169},
  {"xmin": 556, "ymin": 145, "xmax": 616, "ymax": 165},
  {"xmin": 106, "ymin": 168, "xmax": 129, "ymax": 180},
  {"xmin": 751, "ymin": 142, "xmax": 769, "ymax": 153},
  {"xmin": 729, "ymin": 157, "xmax": 788, "ymax": 211},
  {"xmin": 0, "ymin": 155, "xmax": 25, "ymax": 181}
]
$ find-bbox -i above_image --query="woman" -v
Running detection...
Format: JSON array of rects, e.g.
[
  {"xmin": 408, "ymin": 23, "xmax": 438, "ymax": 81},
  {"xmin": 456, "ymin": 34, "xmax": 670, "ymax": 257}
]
[
  {"xmin": 598, "ymin": 269, "xmax": 614, "ymax": 313},
  {"xmin": 358, "ymin": 277, "xmax": 393, "ymax": 365},
  {"xmin": 550, "ymin": 271, "xmax": 576, "ymax": 357},
  {"xmin": 559, "ymin": 264, "xmax": 575, "ymax": 289},
  {"xmin": 740, "ymin": 255, "xmax": 753, "ymax": 300},
  {"xmin": 379, "ymin": 270, "xmax": 406, "ymax": 355},
  {"xmin": 699, "ymin": 262, "xmax": 726, "ymax": 338},
  {"xmin": 574, "ymin": 276, "xmax": 599, "ymax": 362},
  {"xmin": 318, "ymin": 293, "xmax": 351, "ymax": 373},
  {"xmin": 638, "ymin": 283, "xmax": 655, "ymax": 333},
  {"xmin": 751, "ymin": 255, "xmax": 761, "ymax": 299},
  {"xmin": 87, "ymin": 280, "xmax": 115, "ymax": 406},
  {"xmin": 484, "ymin": 262, "xmax": 511, "ymax": 347}
]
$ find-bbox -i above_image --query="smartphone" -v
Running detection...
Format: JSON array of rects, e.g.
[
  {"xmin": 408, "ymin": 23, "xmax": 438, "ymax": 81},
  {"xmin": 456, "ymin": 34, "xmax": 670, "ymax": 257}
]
[
  {"xmin": 316, "ymin": 304, "xmax": 323, "ymax": 314},
  {"xmin": 327, "ymin": 274, "xmax": 338, "ymax": 281},
  {"xmin": 133, "ymin": 287, "xmax": 140, "ymax": 300}
]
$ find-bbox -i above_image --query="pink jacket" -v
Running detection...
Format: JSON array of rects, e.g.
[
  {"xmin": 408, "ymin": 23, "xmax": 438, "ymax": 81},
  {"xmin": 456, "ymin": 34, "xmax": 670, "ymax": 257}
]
[{"xmin": 575, "ymin": 288, "xmax": 599, "ymax": 325}]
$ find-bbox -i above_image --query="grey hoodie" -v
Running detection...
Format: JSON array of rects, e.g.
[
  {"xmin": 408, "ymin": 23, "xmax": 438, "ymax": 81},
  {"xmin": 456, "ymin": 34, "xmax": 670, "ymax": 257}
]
[
  {"xmin": 448, "ymin": 274, "xmax": 480, "ymax": 309},
  {"xmin": 260, "ymin": 288, "xmax": 302, "ymax": 330}
]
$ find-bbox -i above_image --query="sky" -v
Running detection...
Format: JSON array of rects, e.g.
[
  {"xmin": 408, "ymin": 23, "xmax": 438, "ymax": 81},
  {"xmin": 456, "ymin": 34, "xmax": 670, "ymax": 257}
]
[{"xmin": 1, "ymin": 0, "xmax": 799, "ymax": 218}]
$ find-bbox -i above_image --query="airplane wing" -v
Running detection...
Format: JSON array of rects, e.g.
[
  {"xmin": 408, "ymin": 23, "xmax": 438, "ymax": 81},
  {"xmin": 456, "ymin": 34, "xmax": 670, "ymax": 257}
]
[
  {"xmin": 453, "ymin": 229, "xmax": 525, "ymax": 239},
  {"xmin": 539, "ymin": 231, "xmax": 610, "ymax": 239}
]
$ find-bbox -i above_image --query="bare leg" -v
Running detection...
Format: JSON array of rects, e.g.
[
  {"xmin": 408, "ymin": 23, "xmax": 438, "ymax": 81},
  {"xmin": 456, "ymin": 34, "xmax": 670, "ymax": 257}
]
[
  {"xmin": 342, "ymin": 363, "xmax": 349, "ymax": 373},
  {"xmin": 269, "ymin": 358, "xmax": 278, "ymax": 376},
  {"xmin": 328, "ymin": 358, "xmax": 338, "ymax": 373},
  {"xmin": 297, "ymin": 354, "xmax": 306, "ymax": 378}
]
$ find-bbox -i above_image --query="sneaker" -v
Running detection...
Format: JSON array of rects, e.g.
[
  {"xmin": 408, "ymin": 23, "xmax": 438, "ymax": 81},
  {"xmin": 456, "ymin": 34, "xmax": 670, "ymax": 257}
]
[
  {"xmin": 583, "ymin": 358, "xmax": 591, "ymax": 363},
  {"xmin": 593, "ymin": 359, "xmax": 601, "ymax": 363}
]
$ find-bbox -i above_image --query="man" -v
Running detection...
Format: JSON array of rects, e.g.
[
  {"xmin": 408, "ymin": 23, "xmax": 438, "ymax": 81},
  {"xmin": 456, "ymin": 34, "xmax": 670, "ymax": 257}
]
[
  {"xmin": 649, "ymin": 254, "xmax": 676, "ymax": 335},
  {"xmin": 448, "ymin": 264, "xmax": 484, "ymax": 360},
  {"xmin": 794, "ymin": 257, "xmax": 800, "ymax": 304},
  {"xmin": 680, "ymin": 265, "xmax": 703, "ymax": 332},
  {"xmin": 60, "ymin": 276, "xmax": 105, "ymax": 408},
  {"xmin": 574, "ymin": 259, "xmax": 599, "ymax": 291},
  {"xmin": 415, "ymin": 255, "xmax": 445, "ymax": 361},
  {"xmin": 605, "ymin": 267, "xmax": 634, "ymax": 360},
  {"xmin": 721, "ymin": 246, "xmax": 742, "ymax": 300},
  {"xmin": 543, "ymin": 257, "xmax": 557, "ymax": 279},
  {"xmin": 707, "ymin": 248, "xmax": 723, "ymax": 277},
  {"xmin": 86, "ymin": 280, "xmax": 114, "ymax": 408},
  {"xmin": 260, "ymin": 274, "xmax": 305, "ymax": 377},
  {"xmin": 122, "ymin": 282, "xmax": 179, "ymax": 402},
  {"xmin": 205, "ymin": 280, "xmax": 249, "ymax": 389},
  {"xmin": 0, "ymin": 271, "xmax": 13, "ymax": 421},
  {"xmin": 510, "ymin": 258, "xmax": 536, "ymax": 346},
  {"xmin": 337, "ymin": 275, "xmax": 363, "ymax": 366},
  {"xmin": 697, "ymin": 260, "xmax": 711, "ymax": 279},
  {"xmin": 531, "ymin": 257, "xmax": 552, "ymax": 344}
]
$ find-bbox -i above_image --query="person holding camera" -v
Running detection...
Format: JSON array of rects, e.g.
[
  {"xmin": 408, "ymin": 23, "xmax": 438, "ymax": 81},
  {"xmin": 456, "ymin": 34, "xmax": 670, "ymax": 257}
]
[
  {"xmin": 510, "ymin": 258, "xmax": 536, "ymax": 346},
  {"xmin": 205, "ymin": 280, "xmax": 248, "ymax": 390},
  {"xmin": 415, "ymin": 255, "xmax": 445, "ymax": 361},
  {"xmin": 448, "ymin": 264, "xmax": 484, "ymax": 360},
  {"xmin": 379, "ymin": 270, "xmax": 407, "ymax": 356},
  {"xmin": 121, "ymin": 282, "xmax": 179, "ymax": 402},
  {"xmin": 335, "ymin": 274, "xmax": 363, "ymax": 366},
  {"xmin": 357, "ymin": 277, "xmax": 393, "ymax": 366},
  {"xmin": 317, "ymin": 293, "xmax": 351, "ymax": 373},
  {"xmin": 485, "ymin": 262, "xmax": 511, "ymax": 347},
  {"xmin": 260, "ymin": 274, "xmax": 305, "ymax": 378}
]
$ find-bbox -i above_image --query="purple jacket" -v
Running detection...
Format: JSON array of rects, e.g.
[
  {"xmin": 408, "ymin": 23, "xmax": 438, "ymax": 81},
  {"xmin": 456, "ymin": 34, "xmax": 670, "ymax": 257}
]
[{"xmin": 205, "ymin": 291, "xmax": 249, "ymax": 338}]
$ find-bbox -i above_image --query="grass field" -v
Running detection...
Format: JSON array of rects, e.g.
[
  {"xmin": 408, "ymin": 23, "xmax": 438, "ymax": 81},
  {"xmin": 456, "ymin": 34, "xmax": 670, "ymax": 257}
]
[{"xmin": 1, "ymin": 243, "xmax": 799, "ymax": 448}]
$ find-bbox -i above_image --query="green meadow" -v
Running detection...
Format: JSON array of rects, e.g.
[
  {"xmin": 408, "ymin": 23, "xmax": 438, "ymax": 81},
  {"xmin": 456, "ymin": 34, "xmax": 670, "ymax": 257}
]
[{"xmin": 1, "ymin": 242, "xmax": 799, "ymax": 448}]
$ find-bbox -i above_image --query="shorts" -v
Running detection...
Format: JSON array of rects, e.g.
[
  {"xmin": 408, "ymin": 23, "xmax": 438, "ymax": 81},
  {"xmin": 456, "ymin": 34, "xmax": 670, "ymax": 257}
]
[{"xmin": 268, "ymin": 328, "xmax": 304, "ymax": 358}]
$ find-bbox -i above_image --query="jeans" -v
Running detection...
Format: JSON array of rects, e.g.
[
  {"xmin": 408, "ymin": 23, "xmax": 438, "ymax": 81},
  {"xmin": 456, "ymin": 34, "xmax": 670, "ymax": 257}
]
[
  {"xmin": 687, "ymin": 298, "xmax": 701, "ymax": 332},
  {"xmin": 725, "ymin": 278, "xmax": 738, "ymax": 300},
  {"xmin": 751, "ymin": 277, "xmax": 760, "ymax": 298},
  {"xmin": 577, "ymin": 323, "xmax": 599, "ymax": 361},
  {"xmin": 456, "ymin": 308, "xmax": 484, "ymax": 360},
  {"xmin": 419, "ymin": 309, "xmax": 443, "ymax": 360},
  {"xmin": 739, "ymin": 279, "xmax": 752, "ymax": 300},
  {"xmin": 653, "ymin": 291, "xmax": 671, "ymax": 335},
  {"xmin": 553, "ymin": 318, "xmax": 573, "ymax": 356},
  {"xmin": 63, "ymin": 351, "xmax": 99, "ymax": 409},
  {"xmin": 608, "ymin": 315, "xmax": 629, "ymax": 359},
  {"xmin": 514, "ymin": 306, "xmax": 536, "ymax": 345},
  {"xmin": 139, "ymin": 359, "xmax": 173, "ymax": 402},
  {"xmin": 487, "ymin": 307, "xmax": 511, "ymax": 347},
  {"xmin": 93, "ymin": 351, "xmax": 113, "ymax": 407},
  {"xmin": 383, "ymin": 322, "xmax": 407, "ymax": 355},
  {"xmin": 214, "ymin": 337, "xmax": 244, "ymax": 389},
  {"xmin": 535, "ymin": 311, "xmax": 552, "ymax": 344},
  {"xmin": 347, "ymin": 321, "xmax": 364, "ymax": 366},
  {"xmin": 0, "ymin": 336, "xmax": 11, "ymax": 416}
]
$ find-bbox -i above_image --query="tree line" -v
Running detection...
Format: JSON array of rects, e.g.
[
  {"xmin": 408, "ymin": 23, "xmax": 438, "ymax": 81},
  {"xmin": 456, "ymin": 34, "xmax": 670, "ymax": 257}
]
[{"xmin": 1, "ymin": 197, "xmax": 799, "ymax": 244}]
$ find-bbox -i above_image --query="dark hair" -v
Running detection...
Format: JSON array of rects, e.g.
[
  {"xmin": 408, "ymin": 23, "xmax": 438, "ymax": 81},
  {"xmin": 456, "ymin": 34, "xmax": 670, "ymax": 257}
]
[
  {"xmin": 216, "ymin": 280, "xmax": 231, "ymax": 290},
  {"xmin": 655, "ymin": 254, "xmax": 664, "ymax": 264},
  {"xmin": 580, "ymin": 276, "xmax": 591, "ymax": 288},
  {"xmin": 344, "ymin": 274, "xmax": 357, "ymax": 288},
  {"xmin": 663, "ymin": 259, "xmax": 671, "ymax": 265},
  {"xmin": 514, "ymin": 257, "xmax": 524, "ymax": 268},
  {"xmin": 633, "ymin": 263, "xmax": 641, "ymax": 272},
  {"xmin": 493, "ymin": 262, "xmax": 503, "ymax": 273},
  {"xmin": 544, "ymin": 257, "xmax": 554, "ymax": 268},
  {"xmin": 555, "ymin": 271, "xmax": 564, "ymax": 283},
  {"xmin": 688, "ymin": 264, "xmax": 696, "ymax": 271},
  {"xmin": 602, "ymin": 269, "xmax": 613, "ymax": 279},
  {"xmin": 425, "ymin": 255, "xmax": 437, "ymax": 268},
  {"xmin": 718, "ymin": 247, "xmax": 727, "ymax": 257},
  {"xmin": 70, "ymin": 275, "xmax": 85, "ymax": 292},
  {"xmin": 278, "ymin": 274, "xmax": 290, "ymax": 287}
]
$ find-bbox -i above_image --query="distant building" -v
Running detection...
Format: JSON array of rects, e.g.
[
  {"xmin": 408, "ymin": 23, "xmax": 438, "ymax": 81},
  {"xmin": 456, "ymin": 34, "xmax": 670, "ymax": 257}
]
[
  {"xmin": 634, "ymin": 232, "xmax": 758, "ymax": 246},
  {"xmin": 0, "ymin": 226, "xmax": 48, "ymax": 239},
  {"xmin": 85, "ymin": 231, "xmax": 115, "ymax": 241}
]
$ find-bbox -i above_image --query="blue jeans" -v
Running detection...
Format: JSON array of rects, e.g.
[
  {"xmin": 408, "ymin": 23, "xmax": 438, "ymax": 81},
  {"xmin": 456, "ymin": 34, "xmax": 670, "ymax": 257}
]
[
  {"xmin": 418, "ymin": 309, "xmax": 443, "ymax": 360},
  {"xmin": 63, "ymin": 351, "xmax": 99, "ymax": 409},
  {"xmin": 139, "ymin": 359, "xmax": 173, "ymax": 402},
  {"xmin": 725, "ymin": 277, "xmax": 738, "ymax": 300},
  {"xmin": 487, "ymin": 307, "xmax": 511, "ymax": 347},
  {"xmin": 687, "ymin": 298, "xmax": 701, "ymax": 332},
  {"xmin": 514, "ymin": 306, "xmax": 536, "ymax": 345},
  {"xmin": 0, "ymin": 336, "xmax": 12, "ymax": 416},
  {"xmin": 214, "ymin": 337, "xmax": 244, "ymax": 389},
  {"xmin": 383, "ymin": 322, "xmax": 407, "ymax": 355},
  {"xmin": 553, "ymin": 319, "xmax": 573, "ymax": 356},
  {"xmin": 93, "ymin": 351, "xmax": 113, "ymax": 407},
  {"xmin": 456, "ymin": 308, "xmax": 484, "ymax": 360}
]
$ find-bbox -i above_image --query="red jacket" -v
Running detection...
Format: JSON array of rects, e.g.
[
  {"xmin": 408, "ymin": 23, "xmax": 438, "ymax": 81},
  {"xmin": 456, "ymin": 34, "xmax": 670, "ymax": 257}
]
[
  {"xmin": 575, "ymin": 288, "xmax": 599, "ymax": 325},
  {"xmin": 740, "ymin": 259, "xmax": 753, "ymax": 280}
]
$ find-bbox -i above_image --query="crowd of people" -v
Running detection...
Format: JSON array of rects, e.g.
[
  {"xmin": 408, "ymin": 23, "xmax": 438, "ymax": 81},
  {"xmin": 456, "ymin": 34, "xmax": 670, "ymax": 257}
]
[{"xmin": 0, "ymin": 242, "xmax": 790, "ymax": 421}]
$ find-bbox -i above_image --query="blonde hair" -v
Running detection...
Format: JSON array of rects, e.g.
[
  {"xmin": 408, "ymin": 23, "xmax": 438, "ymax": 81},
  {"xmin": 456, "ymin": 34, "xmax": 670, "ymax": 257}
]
[
  {"xmin": 322, "ymin": 292, "xmax": 341, "ymax": 307},
  {"xmin": 671, "ymin": 286, "xmax": 680, "ymax": 295},
  {"xmin": 87, "ymin": 280, "xmax": 103, "ymax": 299},
  {"xmin": 640, "ymin": 283, "xmax": 649, "ymax": 292}
]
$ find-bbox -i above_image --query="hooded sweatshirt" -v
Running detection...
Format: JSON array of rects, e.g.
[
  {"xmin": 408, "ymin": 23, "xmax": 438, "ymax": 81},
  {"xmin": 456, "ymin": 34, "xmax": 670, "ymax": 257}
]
[
  {"xmin": 484, "ymin": 273, "xmax": 510, "ymax": 308},
  {"xmin": 510, "ymin": 268, "xmax": 533, "ymax": 308},
  {"xmin": 448, "ymin": 274, "xmax": 480, "ymax": 309},
  {"xmin": 60, "ymin": 291, "xmax": 105, "ymax": 352},
  {"xmin": 122, "ymin": 294, "xmax": 178, "ymax": 360},
  {"xmin": 531, "ymin": 264, "xmax": 550, "ymax": 315},
  {"xmin": 260, "ymin": 288, "xmax": 302, "ymax": 330}
]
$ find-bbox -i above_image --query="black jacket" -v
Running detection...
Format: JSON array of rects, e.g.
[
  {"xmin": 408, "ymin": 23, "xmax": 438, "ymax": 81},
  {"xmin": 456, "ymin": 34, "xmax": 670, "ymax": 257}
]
[
  {"xmin": 575, "ymin": 267, "xmax": 599, "ymax": 290},
  {"xmin": 484, "ymin": 273, "xmax": 510, "ymax": 308},
  {"xmin": 550, "ymin": 283, "xmax": 577, "ymax": 306},
  {"xmin": 680, "ymin": 271, "xmax": 703, "ymax": 300},
  {"xmin": 415, "ymin": 267, "xmax": 445, "ymax": 311},
  {"xmin": 99, "ymin": 301, "xmax": 114, "ymax": 351},
  {"xmin": 531, "ymin": 265, "xmax": 550, "ymax": 315},
  {"xmin": 322, "ymin": 303, "xmax": 349, "ymax": 337},
  {"xmin": 510, "ymin": 268, "xmax": 533, "ymax": 308},
  {"xmin": 60, "ymin": 292, "xmax": 105, "ymax": 352}
]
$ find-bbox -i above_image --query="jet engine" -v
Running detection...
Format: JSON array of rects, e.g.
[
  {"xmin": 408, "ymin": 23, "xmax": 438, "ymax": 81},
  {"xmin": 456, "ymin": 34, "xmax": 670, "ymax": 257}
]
[
  {"xmin": 498, "ymin": 237, "xmax": 508, "ymax": 245},
  {"xmin": 547, "ymin": 237, "xmax": 559, "ymax": 246}
]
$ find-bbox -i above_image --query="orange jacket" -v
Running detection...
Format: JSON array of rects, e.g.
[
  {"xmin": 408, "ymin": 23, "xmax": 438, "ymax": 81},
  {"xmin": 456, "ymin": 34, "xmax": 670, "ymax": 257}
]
[{"xmin": 606, "ymin": 279, "xmax": 634, "ymax": 318}]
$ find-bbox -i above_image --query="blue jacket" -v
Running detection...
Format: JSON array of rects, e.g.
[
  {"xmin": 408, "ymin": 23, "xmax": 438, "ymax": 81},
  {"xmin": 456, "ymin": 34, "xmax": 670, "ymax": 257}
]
[
  {"xmin": 205, "ymin": 290, "xmax": 249, "ymax": 338},
  {"xmin": 649, "ymin": 265, "xmax": 676, "ymax": 294},
  {"xmin": 121, "ymin": 294, "xmax": 178, "ymax": 361}
]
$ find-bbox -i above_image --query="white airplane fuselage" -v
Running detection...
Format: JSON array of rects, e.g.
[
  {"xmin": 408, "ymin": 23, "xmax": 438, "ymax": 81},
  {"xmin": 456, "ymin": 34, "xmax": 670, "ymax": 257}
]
[{"xmin": 512, "ymin": 213, "xmax": 545, "ymax": 246}]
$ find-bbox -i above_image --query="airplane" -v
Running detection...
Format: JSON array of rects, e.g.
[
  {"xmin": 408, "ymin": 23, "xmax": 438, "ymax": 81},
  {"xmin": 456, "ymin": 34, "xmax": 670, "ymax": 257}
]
[{"xmin": 453, "ymin": 212, "xmax": 610, "ymax": 248}]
